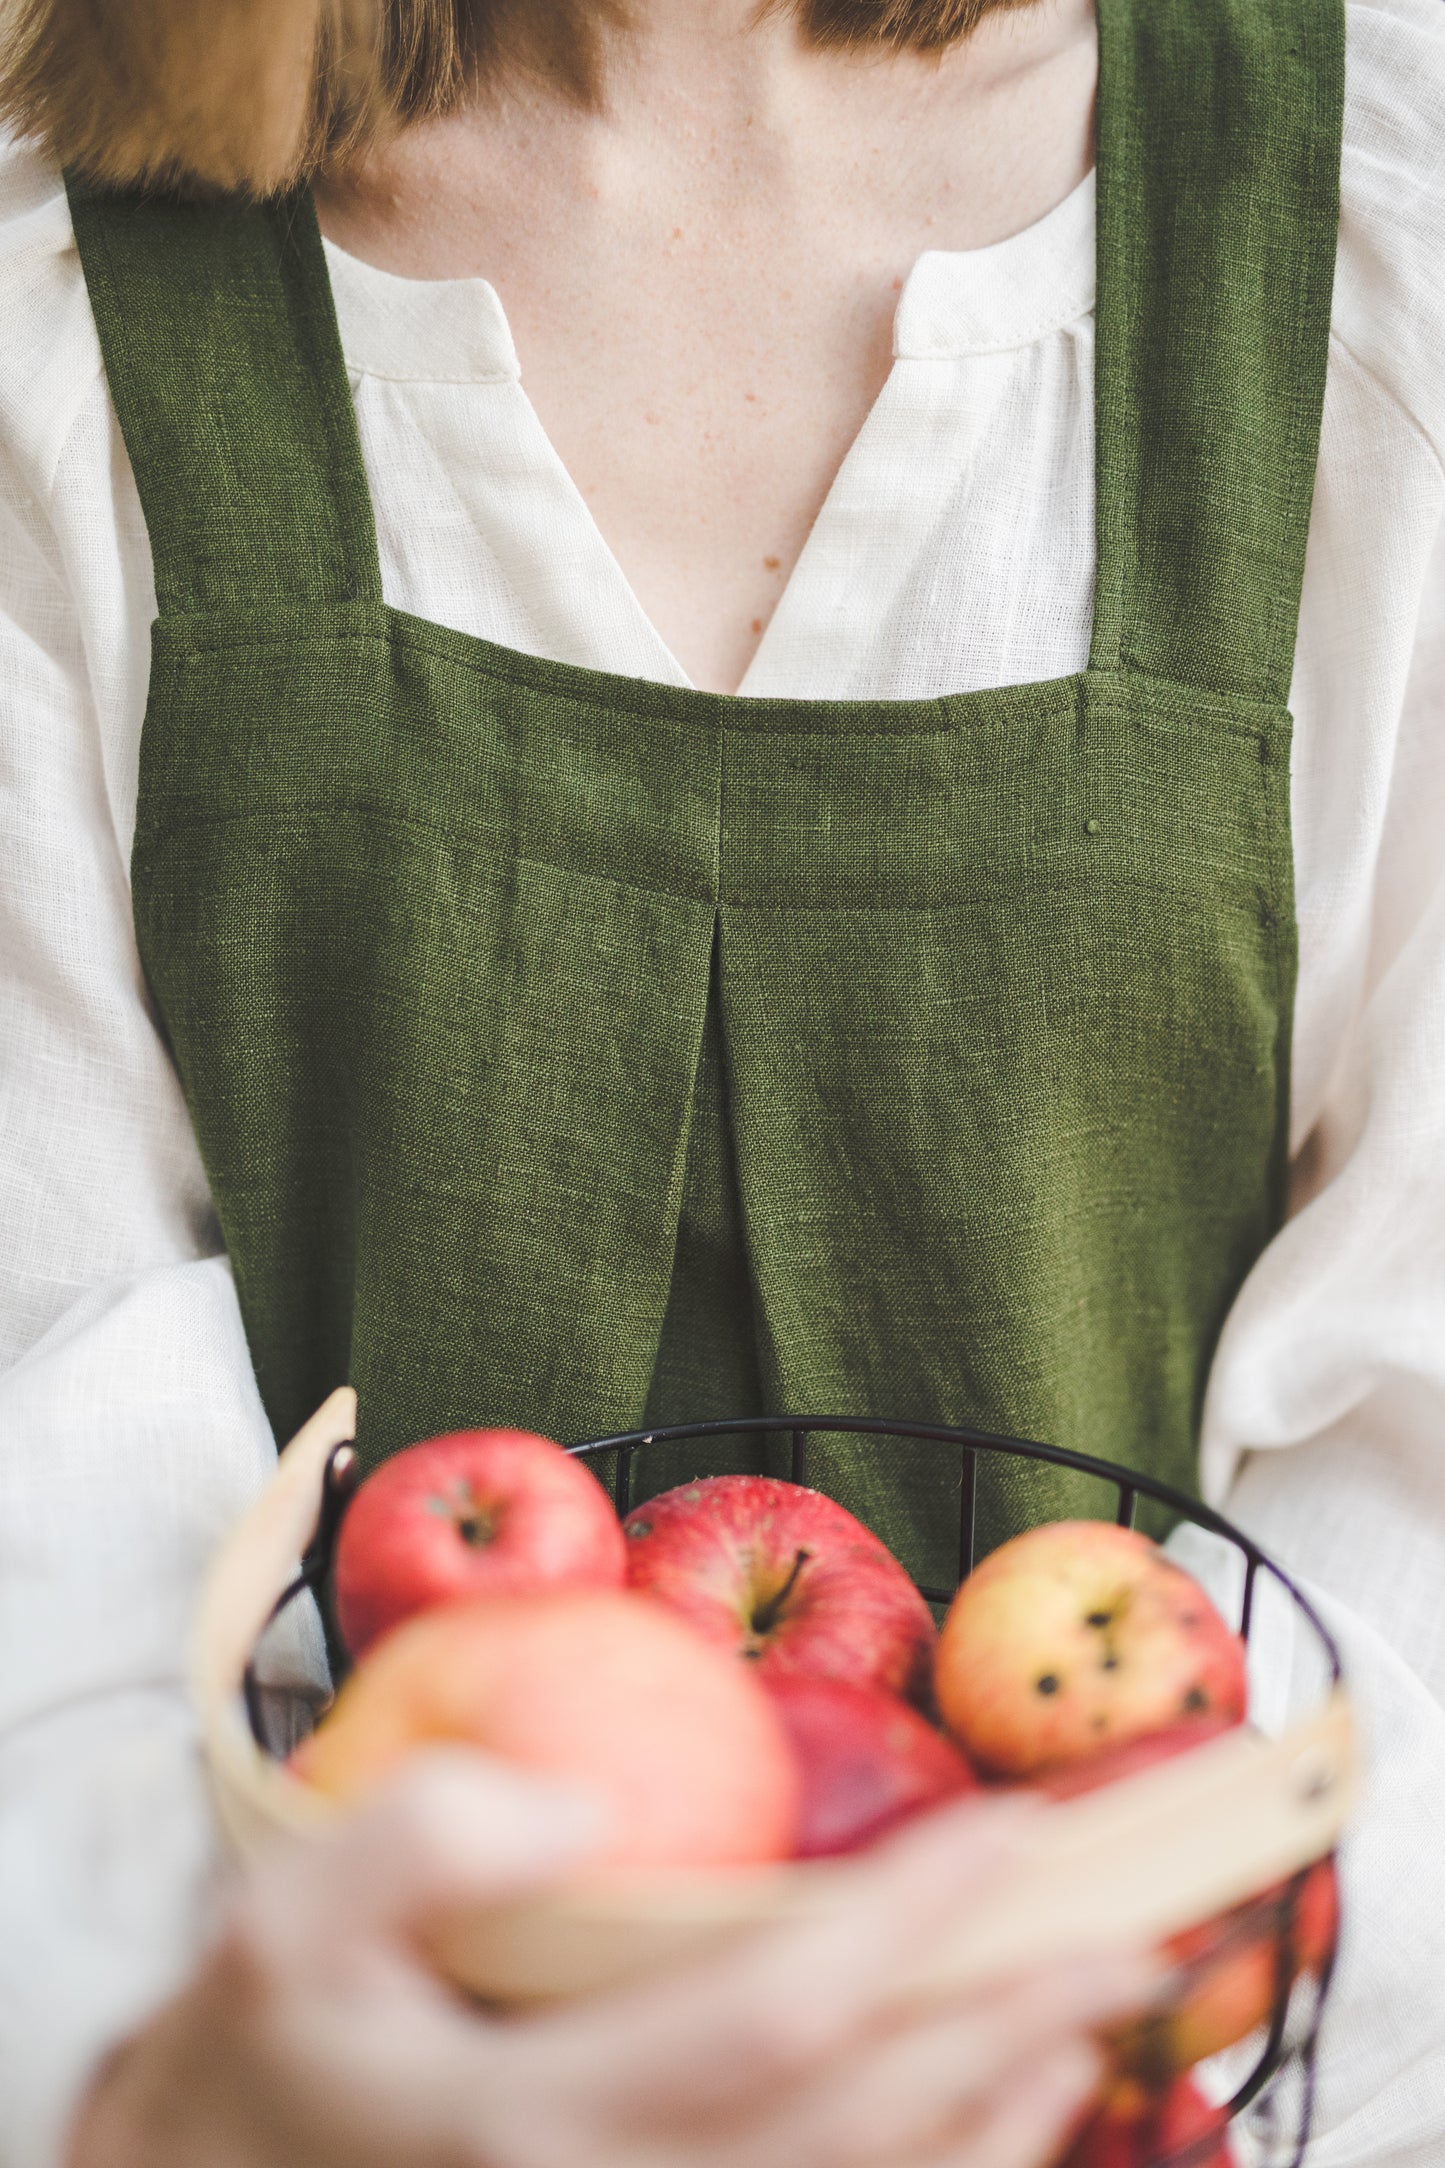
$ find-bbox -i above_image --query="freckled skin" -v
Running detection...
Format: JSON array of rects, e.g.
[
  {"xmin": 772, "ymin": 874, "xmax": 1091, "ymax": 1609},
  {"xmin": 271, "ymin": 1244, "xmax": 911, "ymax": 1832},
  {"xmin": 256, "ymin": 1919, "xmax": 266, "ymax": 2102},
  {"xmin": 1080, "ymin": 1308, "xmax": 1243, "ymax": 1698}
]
[
  {"xmin": 934, "ymin": 1521, "xmax": 1247, "ymax": 1779},
  {"xmin": 314, "ymin": 0, "xmax": 1098, "ymax": 696},
  {"xmin": 623, "ymin": 1475, "xmax": 937, "ymax": 1705}
]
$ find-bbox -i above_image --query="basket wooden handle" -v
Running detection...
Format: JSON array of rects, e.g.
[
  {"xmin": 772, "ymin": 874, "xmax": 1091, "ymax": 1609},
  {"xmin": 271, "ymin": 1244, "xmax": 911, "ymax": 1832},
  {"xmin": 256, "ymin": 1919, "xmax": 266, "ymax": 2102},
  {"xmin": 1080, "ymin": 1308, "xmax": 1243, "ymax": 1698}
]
[
  {"xmin": 192, "ymin": 1386, "xmax": 357, "ymax": 1853},
  {"xmin": 431, "ymin": 1694, "xmax": 1354, "ymax": 2003},
  {"xmin": 900, "ymin": 1690, "xmax": 1352, "ymax": 1999}
]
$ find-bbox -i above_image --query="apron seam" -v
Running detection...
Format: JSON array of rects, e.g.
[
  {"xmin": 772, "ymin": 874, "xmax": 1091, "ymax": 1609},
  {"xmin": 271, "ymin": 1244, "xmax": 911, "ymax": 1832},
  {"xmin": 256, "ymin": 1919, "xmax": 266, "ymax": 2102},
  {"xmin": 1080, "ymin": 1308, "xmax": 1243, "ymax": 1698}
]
[
  {"xmin": 152, "ymin": 618, "xmax": 1294, "ymax": 747},
  {"xmin": 133, "ymin": 821, "xmax": 719, "ymax": 910}
]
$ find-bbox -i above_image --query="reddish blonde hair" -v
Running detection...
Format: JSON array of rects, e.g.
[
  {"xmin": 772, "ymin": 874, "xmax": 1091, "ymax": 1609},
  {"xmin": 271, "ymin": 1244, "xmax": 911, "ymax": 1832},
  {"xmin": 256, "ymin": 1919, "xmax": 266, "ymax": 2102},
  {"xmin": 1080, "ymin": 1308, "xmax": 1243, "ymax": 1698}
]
[{"xmin": 0, "ymin": 0, "xmax": 1016, "ymax": 196}]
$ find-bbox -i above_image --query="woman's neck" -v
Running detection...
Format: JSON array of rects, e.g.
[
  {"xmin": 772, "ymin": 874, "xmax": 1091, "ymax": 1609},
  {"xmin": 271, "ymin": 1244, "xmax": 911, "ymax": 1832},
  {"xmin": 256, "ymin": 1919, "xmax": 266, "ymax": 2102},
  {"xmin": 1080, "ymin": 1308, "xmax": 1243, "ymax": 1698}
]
[
  {"xmin": 322, "ymin": 0, "xmax": 1092, "ymax": 277},
  {"xmin": 317, "ymin": 0, "xmax": 1095, "ymax": 692}
]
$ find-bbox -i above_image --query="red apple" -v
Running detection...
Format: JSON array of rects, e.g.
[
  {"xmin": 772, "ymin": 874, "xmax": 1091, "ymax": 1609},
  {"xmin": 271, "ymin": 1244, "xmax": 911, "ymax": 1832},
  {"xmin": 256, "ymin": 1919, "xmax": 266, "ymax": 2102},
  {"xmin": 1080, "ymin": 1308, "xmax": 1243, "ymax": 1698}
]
[
  {"xmin": 767, "ymin": 1676, "xmax": 980, "ymax": 1857},
  {"xmin": 335, "ymin": 1428, "xmax": 626, "ymax": 1656},
  {"xmin": 1060, "ymin": 2075, "xmax": 1234, "ymax": 2167},
  {"xmin": 1150, "ymin": 1857, "xmax": 1338, "ymax": 2073},
  {"xmin": 935, "ymin": 1522, "xmax": 1247, "ymax": 1779},
  {"xmin": 623, "ymin": 1476, "xmax": 936, "ymax": 1703},
  {"xmin": 1036, "ymin": 1723, "xmax": 1338, "ymax": 2079},
  {"xmin": 294, "ymin": 1587, "xmax": 800, "ymax": 1871}
]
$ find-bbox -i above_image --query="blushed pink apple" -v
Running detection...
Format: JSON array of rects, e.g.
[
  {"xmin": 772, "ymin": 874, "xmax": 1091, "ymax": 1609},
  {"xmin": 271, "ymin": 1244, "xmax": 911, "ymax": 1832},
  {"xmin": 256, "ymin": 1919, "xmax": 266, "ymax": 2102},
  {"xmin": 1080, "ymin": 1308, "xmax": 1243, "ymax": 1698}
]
[
  {"xmin": 1152, "ymin": 1857, "xmax": 1338, "ymax": 2075},
  {"xmin": 294, "ymin": 1587, "xmax": 800, "ymax": 1871}
]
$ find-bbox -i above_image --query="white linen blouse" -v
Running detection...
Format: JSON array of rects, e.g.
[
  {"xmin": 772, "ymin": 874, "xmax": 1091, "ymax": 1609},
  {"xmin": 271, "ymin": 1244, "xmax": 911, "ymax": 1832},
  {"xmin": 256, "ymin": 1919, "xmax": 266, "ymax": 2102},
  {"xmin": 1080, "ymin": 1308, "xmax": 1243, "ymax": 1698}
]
[{"xmin": 2, "ymin": 0, "xmax": 1445, "ymax": 2160}]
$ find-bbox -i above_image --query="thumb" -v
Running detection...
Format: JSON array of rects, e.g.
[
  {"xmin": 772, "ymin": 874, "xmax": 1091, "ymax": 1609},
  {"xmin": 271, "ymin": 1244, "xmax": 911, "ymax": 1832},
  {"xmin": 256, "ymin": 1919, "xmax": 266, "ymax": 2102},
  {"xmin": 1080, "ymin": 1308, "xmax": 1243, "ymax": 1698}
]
[{"xmin": 245, "ymin": 1748, "xmax": 606, "ymax": 1969}]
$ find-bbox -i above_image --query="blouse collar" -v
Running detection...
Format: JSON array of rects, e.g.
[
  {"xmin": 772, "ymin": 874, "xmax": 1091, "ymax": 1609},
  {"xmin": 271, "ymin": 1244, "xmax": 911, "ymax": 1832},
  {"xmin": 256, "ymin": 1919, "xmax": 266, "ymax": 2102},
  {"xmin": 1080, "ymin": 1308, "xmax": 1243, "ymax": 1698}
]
[
  {"xmin": 324, "ymin": 164, "xmax": 1096, "ymax": 387},
  {"xmin": 324, "ymin": 238, "xmax": 522, "ymax": 384},
  {"xmin": 892, "ymin": 168, "xmax": 1096, "ymax": 361}
]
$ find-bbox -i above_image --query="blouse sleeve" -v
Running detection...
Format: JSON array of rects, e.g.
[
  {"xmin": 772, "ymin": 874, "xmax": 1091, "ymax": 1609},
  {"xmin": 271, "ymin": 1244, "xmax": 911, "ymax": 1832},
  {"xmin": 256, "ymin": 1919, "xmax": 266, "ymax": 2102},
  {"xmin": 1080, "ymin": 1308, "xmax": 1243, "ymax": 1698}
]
[
  {"xmin": 0, "ymin": 166, "xmax": 299, "ymax": 2164},
  {"xmin": 1200, "ymin": 567, "xmax": 1445, "ymax": 2163},
  {"xmin": 1194, "ymin": 12, "xmax": 1445, "ymax": 2154}
]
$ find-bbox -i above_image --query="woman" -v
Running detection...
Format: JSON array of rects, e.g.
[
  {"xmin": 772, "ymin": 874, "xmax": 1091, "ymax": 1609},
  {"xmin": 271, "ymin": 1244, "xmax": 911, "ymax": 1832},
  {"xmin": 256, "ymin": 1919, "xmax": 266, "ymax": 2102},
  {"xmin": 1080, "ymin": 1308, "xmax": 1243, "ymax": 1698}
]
[{"xmin": 0, "ymin": 0, "xmax": 1442, "ymax": 2160}]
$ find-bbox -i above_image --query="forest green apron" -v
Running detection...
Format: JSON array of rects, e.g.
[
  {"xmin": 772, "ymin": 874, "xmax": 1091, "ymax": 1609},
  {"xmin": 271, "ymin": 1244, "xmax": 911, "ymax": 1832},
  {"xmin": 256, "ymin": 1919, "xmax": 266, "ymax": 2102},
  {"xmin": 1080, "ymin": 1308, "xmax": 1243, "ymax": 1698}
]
[{"xmin": 67, "ymin": 0, "xmax": 1342, "ymax": 1588}]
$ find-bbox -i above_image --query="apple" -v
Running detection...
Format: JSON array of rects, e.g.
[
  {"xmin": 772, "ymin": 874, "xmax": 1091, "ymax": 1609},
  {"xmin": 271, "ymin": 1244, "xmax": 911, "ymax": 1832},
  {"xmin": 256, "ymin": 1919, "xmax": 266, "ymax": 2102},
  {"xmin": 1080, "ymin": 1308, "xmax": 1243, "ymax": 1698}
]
[
  {"xmin": 334, "ymin": 1428, "xmax": 626, "ymax": 1656},
  {"xmin": 766, "ymin": 1676, "xmax": 980, "ymax": 1857},
  {"xmin": 934, "ymin": 1522, "xmax": 1248, "ymax": 1779},
  {"xmin": 1147, "ymin": 1856, "xmax": 1338, "ymax": 2074},
  {"xmin": 294, "ymin": 1587, "xmax": 800, "ymax": 1870},
  {"xmin": 1059, "ymin": 2075, "xmax": 1233, "ymax": 2167},
  {"xmin": 1036, "ymin": 1722, "xmax": 1338, "ymax": 2079},
  {"xmin": 623, "ymin": 1475, "xmax": 936, "ymax": 1703},
  {"xmin": 1031, "ymin": 1715, "xmax": 1239, "ymax": 1801}
]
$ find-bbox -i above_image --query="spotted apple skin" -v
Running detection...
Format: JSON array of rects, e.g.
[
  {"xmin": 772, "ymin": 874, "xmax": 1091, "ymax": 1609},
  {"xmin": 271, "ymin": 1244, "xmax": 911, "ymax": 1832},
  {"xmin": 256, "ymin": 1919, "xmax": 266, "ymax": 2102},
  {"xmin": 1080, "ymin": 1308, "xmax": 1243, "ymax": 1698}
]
[
  {"xmin": 623, "ymin": 1476, "xmax": 937, "ymax": 1704},
  {"xmin": 935, "ymin": 1521, "xmax": 1247, "ymax": 1779}
]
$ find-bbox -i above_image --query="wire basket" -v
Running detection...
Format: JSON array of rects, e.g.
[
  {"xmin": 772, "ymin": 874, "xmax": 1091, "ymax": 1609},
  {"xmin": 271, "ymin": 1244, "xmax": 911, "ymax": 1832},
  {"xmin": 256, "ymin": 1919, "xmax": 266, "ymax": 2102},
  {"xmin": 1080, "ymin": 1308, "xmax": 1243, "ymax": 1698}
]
[{"xmin": 199, "ymin": 1389, "xmax": 1355, "ymax": 2168}]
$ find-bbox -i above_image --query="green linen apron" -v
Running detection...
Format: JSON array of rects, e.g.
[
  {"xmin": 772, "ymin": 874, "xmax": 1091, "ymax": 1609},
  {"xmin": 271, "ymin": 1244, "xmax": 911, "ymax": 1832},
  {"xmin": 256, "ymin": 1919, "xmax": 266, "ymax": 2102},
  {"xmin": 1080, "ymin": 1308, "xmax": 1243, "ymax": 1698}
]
[{"xmin": 66, "ymin": 0, "xmax": 1342, "ymax": 1590}]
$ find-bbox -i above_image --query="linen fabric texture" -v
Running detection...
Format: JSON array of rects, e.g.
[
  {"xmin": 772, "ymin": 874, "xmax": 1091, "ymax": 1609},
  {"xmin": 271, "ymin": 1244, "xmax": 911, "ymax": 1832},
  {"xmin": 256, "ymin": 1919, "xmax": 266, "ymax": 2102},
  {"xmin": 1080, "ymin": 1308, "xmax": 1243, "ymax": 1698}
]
[
  {"xmin": 3, "ymin": 0, "xmax": 1445, "ymax": 2162},
  {"xmin": 65, "ymin": 0, "xmax": 1332, "ymax": 1596}
]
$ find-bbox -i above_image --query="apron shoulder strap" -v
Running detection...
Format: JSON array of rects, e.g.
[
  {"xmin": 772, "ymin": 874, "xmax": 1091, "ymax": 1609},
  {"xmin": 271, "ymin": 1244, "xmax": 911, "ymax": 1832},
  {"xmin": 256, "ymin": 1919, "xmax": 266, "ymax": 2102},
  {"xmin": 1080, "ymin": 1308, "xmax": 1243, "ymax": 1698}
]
[
  {"xmin": 66, "ymin": 179, "xmax": 381, "ymax": 616},
  {"xmin": 1090, "ymin": 0, "xmax": 1345, "ymax": 703},
  {"xmin": 70, "ymin": 0, "xmax": 1343, "ymax": 685}
]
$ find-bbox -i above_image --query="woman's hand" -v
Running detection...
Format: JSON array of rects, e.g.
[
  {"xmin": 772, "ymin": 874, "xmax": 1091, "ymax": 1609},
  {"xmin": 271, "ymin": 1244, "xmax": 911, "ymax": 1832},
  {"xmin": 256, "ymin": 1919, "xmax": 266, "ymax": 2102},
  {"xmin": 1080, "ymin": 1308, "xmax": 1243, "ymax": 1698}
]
[{"xmin": 66, "ymin": 1752, "xmax": 1151, "ymax": 2168}]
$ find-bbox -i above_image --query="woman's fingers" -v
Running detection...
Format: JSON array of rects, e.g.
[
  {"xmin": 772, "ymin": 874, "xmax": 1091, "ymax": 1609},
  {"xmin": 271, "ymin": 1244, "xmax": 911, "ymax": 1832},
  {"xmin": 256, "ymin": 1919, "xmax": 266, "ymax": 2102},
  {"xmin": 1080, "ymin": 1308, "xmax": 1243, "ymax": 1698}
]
[
  {"xmin": 82, "ymin": 1765, "xmax": 1145, "ymax": 2168},
  {"xmin": 234, "ymin": 1749, "xmax": 605, "ymax": 1978},
  {"xmin": 198, "ymin": 1765, "xmax": 1146, "ymax": 2168},
  {"xmin": 740, "ymin": 1960, "xmax": 1145, "ymax": 2168},
  {"xmin": 556, "ymin": 1797, "xmax": 1041, "ymax": 2122},
  {"xmin": 870, "ymin": 1950, "xmax": 1158, "ymax": 2109},
  {"xmin": 928, "ymin": 2041, "xmax": 1103, "ymax": 2168}
]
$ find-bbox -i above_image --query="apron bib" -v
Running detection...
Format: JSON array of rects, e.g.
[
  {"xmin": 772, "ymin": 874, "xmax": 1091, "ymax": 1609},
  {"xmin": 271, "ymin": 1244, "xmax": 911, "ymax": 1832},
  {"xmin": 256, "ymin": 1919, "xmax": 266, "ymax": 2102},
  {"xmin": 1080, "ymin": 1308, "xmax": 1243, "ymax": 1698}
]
[{"xmin": 67, "ymin": 0, "xmax": 1342, "ymax": 1585}]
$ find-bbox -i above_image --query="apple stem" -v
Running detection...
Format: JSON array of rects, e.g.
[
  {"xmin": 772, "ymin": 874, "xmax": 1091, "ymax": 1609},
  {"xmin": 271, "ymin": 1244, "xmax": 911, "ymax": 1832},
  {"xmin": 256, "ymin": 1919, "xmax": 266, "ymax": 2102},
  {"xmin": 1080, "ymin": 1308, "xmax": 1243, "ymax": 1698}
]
[
  {"xmin": 456, "ymin": 1503, "xmax": 497, "ymax": 1548},
  {"xmin": 751, "ymin": 1548, "xmax": 811, "ymax": 1637}
]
